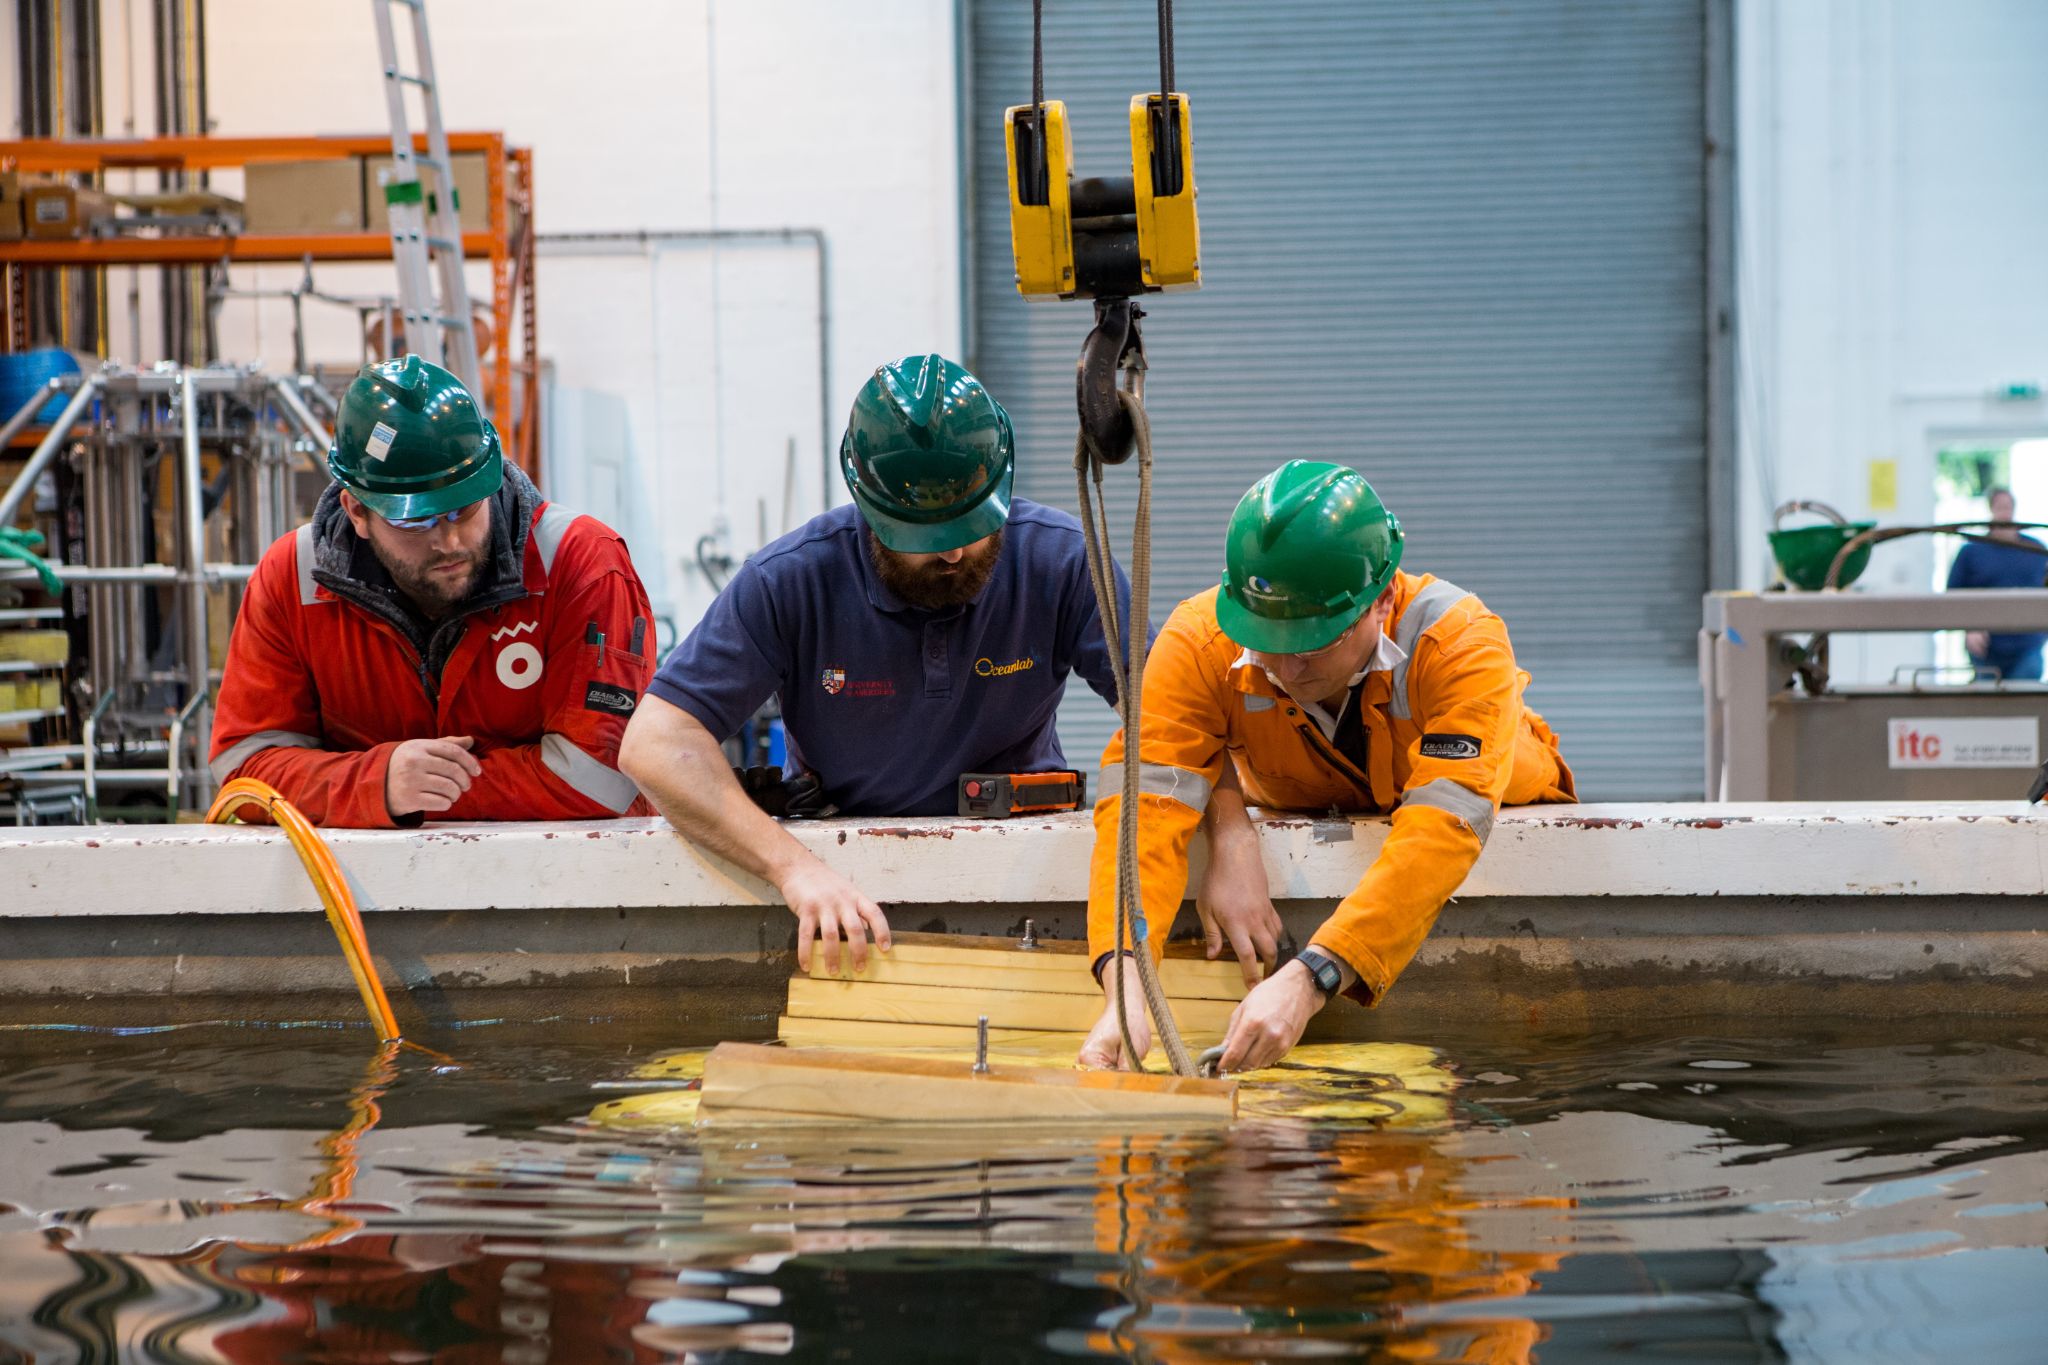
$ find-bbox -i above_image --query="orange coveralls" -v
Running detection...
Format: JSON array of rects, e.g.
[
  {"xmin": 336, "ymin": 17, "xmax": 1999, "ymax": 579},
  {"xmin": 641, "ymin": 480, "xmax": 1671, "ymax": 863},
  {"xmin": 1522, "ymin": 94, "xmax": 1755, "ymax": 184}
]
[{"xmin": 1087, "ymin": 572, "xmax": 1575, "ymax": 1005}]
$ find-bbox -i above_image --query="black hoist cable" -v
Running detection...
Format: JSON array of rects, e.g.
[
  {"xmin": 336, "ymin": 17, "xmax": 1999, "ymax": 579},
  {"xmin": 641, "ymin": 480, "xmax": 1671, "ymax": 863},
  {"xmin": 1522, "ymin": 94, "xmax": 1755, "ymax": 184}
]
[{"xmin": 1030, "ymin": 0, "xmax": 1047, "ymax": 207}]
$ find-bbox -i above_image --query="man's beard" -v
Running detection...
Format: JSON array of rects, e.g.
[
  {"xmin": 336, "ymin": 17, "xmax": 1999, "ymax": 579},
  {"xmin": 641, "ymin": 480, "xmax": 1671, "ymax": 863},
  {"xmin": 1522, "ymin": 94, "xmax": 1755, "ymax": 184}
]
[
  {"xmin": 373, "ymin": 540, "xmax": 487, "ymax": 617},
  {"xmin": 868, "ymin": 530, "xmax": 1004, "ymax": 610}
]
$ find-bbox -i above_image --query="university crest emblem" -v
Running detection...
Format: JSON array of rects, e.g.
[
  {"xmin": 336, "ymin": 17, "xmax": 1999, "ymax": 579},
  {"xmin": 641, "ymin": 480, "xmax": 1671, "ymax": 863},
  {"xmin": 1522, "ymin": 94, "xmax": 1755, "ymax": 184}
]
[{"xmin": 821, "ymin": 668, "xmax": 846, "ymax": 695}]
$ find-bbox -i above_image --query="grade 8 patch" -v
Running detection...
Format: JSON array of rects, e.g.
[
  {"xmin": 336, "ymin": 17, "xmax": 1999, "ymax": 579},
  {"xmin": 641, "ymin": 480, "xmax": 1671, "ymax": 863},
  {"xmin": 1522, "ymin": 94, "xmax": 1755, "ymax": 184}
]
[
  {"xmin": 584, "ymin": 682, "xmax": 638, "ymax": 717},
  {"xmin": 1419, "ymin": 733, "xmax": 1481, "ymax": 760}
]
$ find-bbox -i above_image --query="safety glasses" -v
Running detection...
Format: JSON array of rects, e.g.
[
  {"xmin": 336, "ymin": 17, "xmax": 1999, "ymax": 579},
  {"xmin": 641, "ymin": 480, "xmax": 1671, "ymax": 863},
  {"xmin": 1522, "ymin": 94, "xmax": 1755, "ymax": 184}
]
[
  {"xmin": 383, "ymin": 499, "xmax": 485, "ymax": 533},
  {"xmin": 1253, "ymin": 615, "xmax": 1363, "ymax": 667}
]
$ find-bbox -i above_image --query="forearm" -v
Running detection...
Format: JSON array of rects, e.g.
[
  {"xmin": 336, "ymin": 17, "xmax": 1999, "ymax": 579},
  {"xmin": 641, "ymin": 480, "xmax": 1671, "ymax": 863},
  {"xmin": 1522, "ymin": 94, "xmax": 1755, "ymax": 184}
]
[
  {"xmin": 1312, "ymin": 805, "xmax": 1480, "ymax": 1003},
  {"xmin": 443, "ymin": 741, "xmax": 634, "ymax": 821},
  {"xmin": 228, "ymin": 742, "xmax": 400, "ymax": 828},
  {"xmin": 1203, "ymin": 761, "xmax": 1260, "ymax": 857},
  {"xmin": 619, "ymin": 698, "xmax": 818, "ymax": 889}
]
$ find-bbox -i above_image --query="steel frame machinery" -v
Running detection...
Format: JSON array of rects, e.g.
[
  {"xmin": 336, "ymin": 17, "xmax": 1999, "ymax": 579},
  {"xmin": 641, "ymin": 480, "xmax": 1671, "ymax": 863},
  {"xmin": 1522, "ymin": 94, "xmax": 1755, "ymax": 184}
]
[{"xmin": 0, "ymin": 364, "xmax": 332, "ymax": 820}]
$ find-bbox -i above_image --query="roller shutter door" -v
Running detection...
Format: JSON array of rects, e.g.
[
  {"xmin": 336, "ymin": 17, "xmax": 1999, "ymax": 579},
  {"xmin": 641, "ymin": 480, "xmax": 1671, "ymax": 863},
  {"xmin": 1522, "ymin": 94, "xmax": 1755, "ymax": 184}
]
[{"xmin": 969, "ymin": 0, "xmax": 1710, "ymax": 798}]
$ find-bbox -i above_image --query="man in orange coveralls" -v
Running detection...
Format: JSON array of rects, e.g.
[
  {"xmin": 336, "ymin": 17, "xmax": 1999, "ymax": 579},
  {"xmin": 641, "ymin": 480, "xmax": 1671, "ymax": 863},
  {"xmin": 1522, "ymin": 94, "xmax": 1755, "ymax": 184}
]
[
  {"xmin": 210, "ymin": 356, "xmax": 654, "ymax": 826},
  {"xmin": 1079, "ymin": 460, "xmax": 1575, "ymax": 1072}
]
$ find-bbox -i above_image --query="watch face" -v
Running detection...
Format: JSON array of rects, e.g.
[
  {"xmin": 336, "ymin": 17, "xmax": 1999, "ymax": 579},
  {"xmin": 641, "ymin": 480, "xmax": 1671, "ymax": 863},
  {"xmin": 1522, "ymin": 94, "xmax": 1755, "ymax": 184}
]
[{"xmin": 1301, "ymin": 950, "xmax": 1341, "ymax": 996}]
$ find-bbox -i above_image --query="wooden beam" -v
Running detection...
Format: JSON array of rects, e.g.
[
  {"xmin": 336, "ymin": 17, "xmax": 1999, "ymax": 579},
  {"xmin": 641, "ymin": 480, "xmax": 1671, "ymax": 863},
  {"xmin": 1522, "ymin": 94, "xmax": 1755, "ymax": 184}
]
[
  {"xmin": 807, "ymin": 938, "xmax": 1254, "ymax": 1001},
  {"xmin": 784, "ymin": 975, "xmax": 1239, "ymax": 1033},
  {"xmin": 777, "ymin": 1015, "xmax": 1082, "ymax": 1051},
  {"xmin": 696, "ymin": 1042, "xmax": 1236, "ymax": 1124}
]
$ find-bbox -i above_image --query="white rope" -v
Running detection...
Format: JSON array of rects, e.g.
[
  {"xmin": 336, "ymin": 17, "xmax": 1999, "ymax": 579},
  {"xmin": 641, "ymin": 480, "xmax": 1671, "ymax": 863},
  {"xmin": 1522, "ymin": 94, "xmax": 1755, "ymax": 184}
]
[{"xmin": 1075, "ymin": 388, "xmax": 1195, "ymax": 1077}]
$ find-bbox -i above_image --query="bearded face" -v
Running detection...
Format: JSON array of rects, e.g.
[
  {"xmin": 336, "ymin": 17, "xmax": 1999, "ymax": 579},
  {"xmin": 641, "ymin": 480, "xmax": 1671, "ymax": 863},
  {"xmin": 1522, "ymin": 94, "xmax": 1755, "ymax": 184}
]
[
  {"xmin": 341, "ymin": 491, "xmax": 494, "ymax": 619},
  {"xmin": 867, "ymin": 529, "xmax": 1005, "ymax": 611},
  {"xmin": 368, "ymin": 534, "xmax": 489, "ymax": 616}
]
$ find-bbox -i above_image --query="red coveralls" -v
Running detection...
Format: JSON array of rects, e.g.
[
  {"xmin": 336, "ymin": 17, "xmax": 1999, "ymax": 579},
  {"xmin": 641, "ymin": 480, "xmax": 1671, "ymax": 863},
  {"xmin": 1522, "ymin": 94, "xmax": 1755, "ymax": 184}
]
[{"xmin": 209, "ymin": 500, "xmax": 655, "ymax": 827}]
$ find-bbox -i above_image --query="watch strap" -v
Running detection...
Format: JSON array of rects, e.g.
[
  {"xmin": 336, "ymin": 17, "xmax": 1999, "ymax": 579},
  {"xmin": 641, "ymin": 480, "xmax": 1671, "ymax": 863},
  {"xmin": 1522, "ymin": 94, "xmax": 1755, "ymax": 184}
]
[{"xmin": 1295, "ymin": 946, "xmax": 1343, "ymax": 1000}]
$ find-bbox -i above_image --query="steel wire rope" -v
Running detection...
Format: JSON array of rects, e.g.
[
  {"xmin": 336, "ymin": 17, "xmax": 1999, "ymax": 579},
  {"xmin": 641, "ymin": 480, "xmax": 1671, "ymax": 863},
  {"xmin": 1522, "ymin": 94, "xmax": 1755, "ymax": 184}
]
[
  {"xmin": 1030, "ymin": 0, "xmax": 1047, "ymax": 205},
  {"xmin": 1075, "ymin": 388, "xmax": 1196, "ymax": 1078}
]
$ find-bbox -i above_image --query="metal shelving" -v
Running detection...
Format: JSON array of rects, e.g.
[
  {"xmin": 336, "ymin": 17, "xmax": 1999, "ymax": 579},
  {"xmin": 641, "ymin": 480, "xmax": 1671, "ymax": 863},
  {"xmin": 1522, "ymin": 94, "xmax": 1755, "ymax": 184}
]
[{"xmin": 0, "ymin": 133, "xmax": 539, "ymax": 477}]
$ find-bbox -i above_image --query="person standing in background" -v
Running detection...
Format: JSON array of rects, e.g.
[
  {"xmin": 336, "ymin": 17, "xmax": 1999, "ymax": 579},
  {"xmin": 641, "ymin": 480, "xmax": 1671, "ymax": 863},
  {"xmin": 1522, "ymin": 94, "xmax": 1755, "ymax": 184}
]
[{"xmin": 1947, "ymin": 487, "xmax": 2048, "ymax": 682}]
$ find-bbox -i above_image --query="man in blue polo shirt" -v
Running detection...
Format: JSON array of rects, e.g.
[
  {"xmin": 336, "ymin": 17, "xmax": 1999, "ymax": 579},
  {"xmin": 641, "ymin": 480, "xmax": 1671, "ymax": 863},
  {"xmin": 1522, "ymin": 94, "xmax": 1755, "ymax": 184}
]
[
  {"xmin": 619, "ymin": 354, "xmax": 1133, "ymax": 973},
  {"xmin": 1947, "ymin": 487, "xmax": 2048, "ymax": 681}
]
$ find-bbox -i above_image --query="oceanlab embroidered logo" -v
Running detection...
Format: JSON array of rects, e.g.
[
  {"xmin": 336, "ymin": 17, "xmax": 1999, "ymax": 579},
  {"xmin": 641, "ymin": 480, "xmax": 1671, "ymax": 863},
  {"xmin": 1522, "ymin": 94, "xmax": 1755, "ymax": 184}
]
[
  {"xmin": 821, "ymin": 668, "xmax": 846, "ymax": 695},
  {"xmin": 1419, "ymin": 733, "xmax": 1482, "ymax": 760},
  {"xmin": 975, "ymin": 655, "xmax": 1036, "ymax": 678}
]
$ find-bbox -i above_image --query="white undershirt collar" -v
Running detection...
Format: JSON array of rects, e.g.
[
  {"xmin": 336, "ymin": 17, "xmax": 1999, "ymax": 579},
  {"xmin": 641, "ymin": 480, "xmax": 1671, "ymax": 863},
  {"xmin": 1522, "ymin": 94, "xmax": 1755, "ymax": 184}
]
[{"xmin": 1233, "ymin": 632, "xmax": 1408, "ymax": 740}]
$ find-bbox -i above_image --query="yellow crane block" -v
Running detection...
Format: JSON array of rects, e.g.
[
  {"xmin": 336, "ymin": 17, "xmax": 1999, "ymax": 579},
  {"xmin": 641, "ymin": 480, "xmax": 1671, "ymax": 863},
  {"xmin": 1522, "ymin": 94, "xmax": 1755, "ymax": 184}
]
[
  {"xmin": 1130, "ymin": 93, "xmax": 1200, "ymax": 290},
  {"xmin": 1004, "ymin": 99, "xmax": 1076, "ymax": 299}
]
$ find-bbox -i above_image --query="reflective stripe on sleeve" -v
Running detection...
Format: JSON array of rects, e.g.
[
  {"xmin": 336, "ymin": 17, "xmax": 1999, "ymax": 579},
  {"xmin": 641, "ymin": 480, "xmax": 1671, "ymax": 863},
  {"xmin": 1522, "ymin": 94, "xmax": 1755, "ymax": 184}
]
[
  {"xmin": 210, "ymin": 729, "xmax": 321, "ymax": 784},
  {"xmin": 532, "ymin": 504, "xmax": 581, "ymax": 573},
  {"xmin": 1387, "ymin": 579, "xmax": 1471, "ymax": 720},
  {"xmin": 295, "ymin": 524, "xmax": 323, "ymax": 605},
  {"xmin": 540, "ymin": 733, "xmax": 639, "ymax": 813},
  {"xmin": 1398, "ymin": 776, "xmax": 1495, "ymax": 844},
  {"xmin": 1097, "ymin": 761, "xmax": 1213, "ymax": 813}
]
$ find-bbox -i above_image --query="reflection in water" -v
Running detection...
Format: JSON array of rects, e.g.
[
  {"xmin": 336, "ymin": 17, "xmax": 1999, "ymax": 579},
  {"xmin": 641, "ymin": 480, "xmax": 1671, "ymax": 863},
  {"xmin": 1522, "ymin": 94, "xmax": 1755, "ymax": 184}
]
[{"xmin": 0, "ymin": 1021, "xmax": 2044, "ymax": 1361}]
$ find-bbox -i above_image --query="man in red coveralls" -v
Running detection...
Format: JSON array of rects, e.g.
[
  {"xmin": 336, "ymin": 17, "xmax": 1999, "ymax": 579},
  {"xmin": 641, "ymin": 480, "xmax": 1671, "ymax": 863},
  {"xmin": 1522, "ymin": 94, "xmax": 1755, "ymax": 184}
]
[{"xmin": 210, "ymin": 356, "xmax": 655, "ymax": 826}]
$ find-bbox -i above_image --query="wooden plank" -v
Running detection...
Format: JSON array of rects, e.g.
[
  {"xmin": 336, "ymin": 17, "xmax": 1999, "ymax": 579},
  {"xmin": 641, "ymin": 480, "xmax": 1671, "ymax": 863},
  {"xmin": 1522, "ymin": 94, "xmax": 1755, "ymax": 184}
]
[
  {"xmin": 774, "ymin": 1015, "xmax": 1210, "ymax": 1062},
  {"xmin": 807, "ymin": 944, "xmax": 1253, "ymax": 1001},
  {"xmin": 783, "ymin": 975, "xmax": 1239, "ymax": 1034},
  {"xmin": 887, "ymin": 930, "xmax": 1235, "ymax": 961},
  {"xmin": 777, "ymin": 1015, "xmax": 1081, "ymax": 1050},
  {"xmin": 697, "ymin": 1042, "xmax": 1236, "ymax": 1123},
  {"xmin": 809, "ymin": 932, "xmax": 1258, "ymax": 1000}
]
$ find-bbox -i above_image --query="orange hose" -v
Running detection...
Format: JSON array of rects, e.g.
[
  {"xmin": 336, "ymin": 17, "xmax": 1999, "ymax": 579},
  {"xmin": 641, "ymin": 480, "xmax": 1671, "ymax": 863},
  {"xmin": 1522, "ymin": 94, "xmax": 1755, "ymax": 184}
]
[
  {"xmin": 223, "ymin": 1040, "xmax": 402, "ymax": 1254},
  {"xmin": 206, "ymin": 777, "xmax": 402, "ymax": 1043}
]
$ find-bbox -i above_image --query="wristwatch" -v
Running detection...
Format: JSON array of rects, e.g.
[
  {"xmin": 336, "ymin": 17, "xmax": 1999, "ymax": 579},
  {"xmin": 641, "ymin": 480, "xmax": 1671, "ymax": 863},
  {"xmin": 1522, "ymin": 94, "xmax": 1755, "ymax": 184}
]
[{"xmin": 1294, "ymin": 947, "xmax": 1344, "ymax": 1002}]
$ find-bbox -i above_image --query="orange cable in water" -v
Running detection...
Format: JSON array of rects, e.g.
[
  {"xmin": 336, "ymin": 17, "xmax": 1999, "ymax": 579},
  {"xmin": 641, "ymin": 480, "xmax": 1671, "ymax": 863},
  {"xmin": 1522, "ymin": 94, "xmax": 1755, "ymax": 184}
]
[{"xmin": 205, "ymin": 777, "xmax": 402, "ymax": 1043}]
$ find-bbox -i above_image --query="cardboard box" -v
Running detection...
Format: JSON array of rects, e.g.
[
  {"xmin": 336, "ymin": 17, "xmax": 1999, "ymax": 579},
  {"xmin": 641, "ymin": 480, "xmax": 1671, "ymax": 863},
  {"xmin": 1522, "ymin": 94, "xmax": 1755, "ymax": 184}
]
[
  {"xmin": 366, "ymin": 152, "xmax": 494, "ymax": 234},
  {"xmin": 22, "ymin": 183, "xmax": 115, "ymax": 240},
  {"xmin": 0, "ymin": 171, "xmax": 33, "ymax": 242},
  {"xmin": 241, "ymin": 158, "xmax": 366, "ymax": 236}
]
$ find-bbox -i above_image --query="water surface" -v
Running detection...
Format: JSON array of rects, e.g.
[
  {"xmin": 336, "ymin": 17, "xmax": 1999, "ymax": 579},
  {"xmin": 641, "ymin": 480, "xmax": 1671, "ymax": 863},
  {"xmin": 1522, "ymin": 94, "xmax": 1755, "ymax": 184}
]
[{"xmin": 1, "ymin": 1016, "xmax": 2044, "ymax": 1362}]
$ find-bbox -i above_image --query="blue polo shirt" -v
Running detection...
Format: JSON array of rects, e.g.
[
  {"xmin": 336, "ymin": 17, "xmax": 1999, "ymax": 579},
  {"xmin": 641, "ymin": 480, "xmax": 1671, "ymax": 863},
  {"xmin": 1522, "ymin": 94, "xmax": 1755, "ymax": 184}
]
[
  {"xmin": 649, "ymin": 499, "xmax": 1131, "ymax": 816},
  {"xmin": 1947, "ymin": 534, "xmax": 2048, "ymax": 664}
]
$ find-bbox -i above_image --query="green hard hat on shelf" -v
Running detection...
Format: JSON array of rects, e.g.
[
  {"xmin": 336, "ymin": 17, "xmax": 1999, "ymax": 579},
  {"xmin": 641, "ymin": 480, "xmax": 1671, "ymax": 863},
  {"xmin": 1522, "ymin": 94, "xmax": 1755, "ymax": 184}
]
[
  {"xmin": 327, "ymin": 355, "xmax": 503, "ymax": 520},
  {"xmin": 840, "ymin": 354, "xmax": 1014, "ymax": 554},
  {"xmin": 1217, "ymin": 460, "xmax": 1405, "ymax": 654}
]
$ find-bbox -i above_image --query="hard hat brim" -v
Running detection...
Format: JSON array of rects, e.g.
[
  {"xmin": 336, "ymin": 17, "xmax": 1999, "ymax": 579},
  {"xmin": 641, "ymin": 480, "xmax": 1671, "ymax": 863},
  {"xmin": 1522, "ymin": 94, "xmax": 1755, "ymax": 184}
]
[
  {"xmin": 1215, "ymin": 589, "xmax": 1369, "ymax": 656},
  {"xmin": 855, "ymin": 463, "xmax": 1013, "ymax": 554},
  {"xmin": 343, "ymin": 440, "xmax": 504, "ymax": 521}
]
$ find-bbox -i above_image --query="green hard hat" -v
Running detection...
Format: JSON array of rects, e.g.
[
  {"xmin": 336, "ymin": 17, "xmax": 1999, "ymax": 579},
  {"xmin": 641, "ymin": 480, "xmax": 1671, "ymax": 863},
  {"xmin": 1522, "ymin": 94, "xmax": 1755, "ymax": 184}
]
[
  {"xmin": 840, "ymin": 354, "xmax": 1014, "ymax": 554},
  {"xmin": 1217, "ymin": 460, "xmax": 1405, "ymax": 654},
  {"xmin": 327, "ymin": 355, "xmax": 503, "ymax": 520}
]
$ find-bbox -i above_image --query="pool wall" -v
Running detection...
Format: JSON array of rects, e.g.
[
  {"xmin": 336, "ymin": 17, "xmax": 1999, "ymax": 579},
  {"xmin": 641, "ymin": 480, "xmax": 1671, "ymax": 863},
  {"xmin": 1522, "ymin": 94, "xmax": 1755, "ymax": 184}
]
[{"xmin": 5, "ymin": 803, "xmax": 2046, "ymax": 1023}]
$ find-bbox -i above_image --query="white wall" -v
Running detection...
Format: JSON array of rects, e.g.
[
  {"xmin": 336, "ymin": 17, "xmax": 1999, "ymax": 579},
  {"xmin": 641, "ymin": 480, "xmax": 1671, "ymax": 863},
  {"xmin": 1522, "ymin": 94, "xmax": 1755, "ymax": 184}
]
[
  {"xmin": 1736, "ymin": 0, "xmax": 2048, "ymax": 681},
  {"xmin": 7, "ymin": 0, "xmax": 964, "ymax": 635}
]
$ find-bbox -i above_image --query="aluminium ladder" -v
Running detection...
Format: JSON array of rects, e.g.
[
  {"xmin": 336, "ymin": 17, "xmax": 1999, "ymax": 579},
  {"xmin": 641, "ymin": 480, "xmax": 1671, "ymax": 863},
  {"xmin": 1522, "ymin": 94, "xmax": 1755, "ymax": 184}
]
[{"xmin": 370, "ymin": 0, "xmax": 483, "ymax": 395}]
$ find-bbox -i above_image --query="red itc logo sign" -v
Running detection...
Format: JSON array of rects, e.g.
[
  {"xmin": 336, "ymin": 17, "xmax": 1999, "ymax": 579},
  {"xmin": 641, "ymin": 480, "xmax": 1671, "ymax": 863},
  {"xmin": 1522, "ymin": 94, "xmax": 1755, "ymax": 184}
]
[{"xmin": 1895, "ymin": 728, "xmax": 1942, "ymax": 762}]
